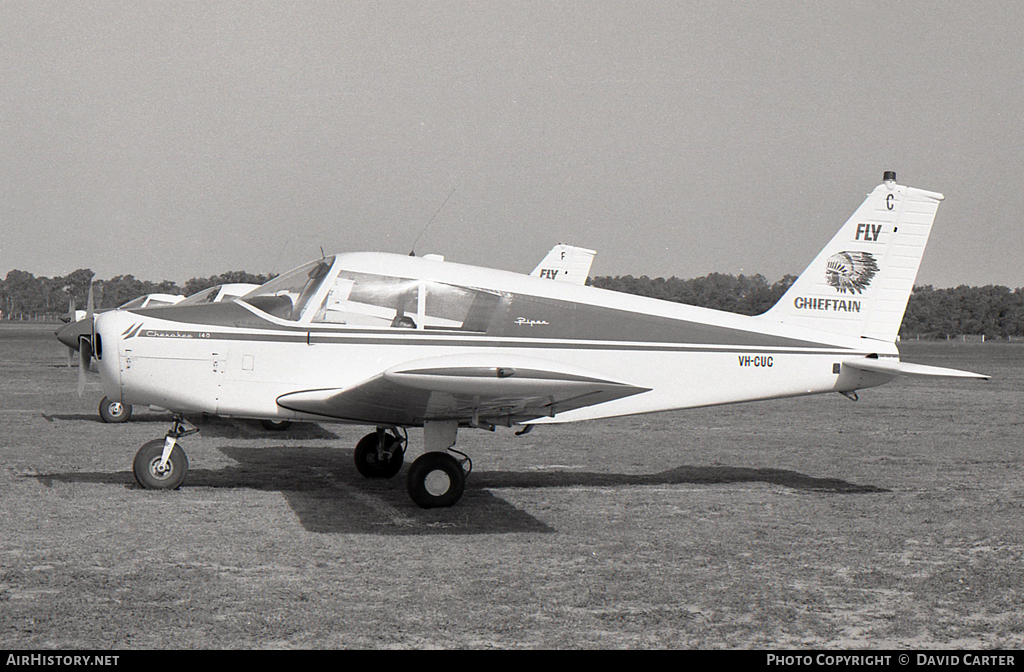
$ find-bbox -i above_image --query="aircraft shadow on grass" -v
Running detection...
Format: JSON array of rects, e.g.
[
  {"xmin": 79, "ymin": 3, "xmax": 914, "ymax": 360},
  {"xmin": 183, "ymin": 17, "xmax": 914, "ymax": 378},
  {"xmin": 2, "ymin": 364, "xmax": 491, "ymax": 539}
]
[
  {"xmin": 27, "ymin": 443, "xmax": 887, "ymax": 536},
  {"xmin": 473, "ymin": 465, "xmax": 890, "ymax": 495},
  {"xmin": 42, "ymin": 412, "xmax": 172, "ymax": 424},
  {"xmin": 38, "ymin": 413, "xmax": 342, "ymax": 439}
]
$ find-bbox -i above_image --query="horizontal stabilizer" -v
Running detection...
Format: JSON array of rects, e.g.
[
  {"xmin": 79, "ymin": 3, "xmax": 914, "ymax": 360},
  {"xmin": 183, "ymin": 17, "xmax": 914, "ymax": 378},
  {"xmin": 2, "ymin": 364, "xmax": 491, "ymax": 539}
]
[{"xmin": 842, "ymin": 357, "xmax": 990, "ymax": 380}]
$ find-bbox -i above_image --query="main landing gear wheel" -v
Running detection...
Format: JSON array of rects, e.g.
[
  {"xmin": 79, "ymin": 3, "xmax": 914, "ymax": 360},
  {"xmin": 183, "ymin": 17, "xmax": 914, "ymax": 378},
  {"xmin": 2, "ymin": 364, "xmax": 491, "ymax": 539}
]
[
  {"xmin": 133, "ymin": 438, "xmax": 189, "ymax": 490},
  {"xmin": 259, "ymin": 419, "xmax": 292, "ymax": 431},
  {"xmin": 99, "ymin": 397, "xmax": 132, "ymax": 423},
  {"xmin": 406, "ymin": 452, "xmax": 466, "ymax": 509},
  {"xmin": 353, "ymin": 431, "xmax": 405, "ymax": 479}
]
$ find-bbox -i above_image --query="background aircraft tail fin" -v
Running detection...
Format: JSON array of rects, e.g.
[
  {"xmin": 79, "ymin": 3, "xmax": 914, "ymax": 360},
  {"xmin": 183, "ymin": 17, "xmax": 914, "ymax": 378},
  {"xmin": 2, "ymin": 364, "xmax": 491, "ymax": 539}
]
[
  {"xmin": 760, "ymin": 172, "xmax": 944, "ymax": 343},
  {"xmin": 530, "ymin": 244, "xmax": 597, "ymax": 285}
]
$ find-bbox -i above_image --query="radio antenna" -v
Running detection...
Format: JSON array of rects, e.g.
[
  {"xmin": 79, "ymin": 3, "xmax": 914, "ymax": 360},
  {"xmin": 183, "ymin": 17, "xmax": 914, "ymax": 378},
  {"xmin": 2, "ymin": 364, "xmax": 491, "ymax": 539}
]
[
  {"xmin": 410, "ymin": 187, "xmax": 455, "ymax": 256},
  {"xmin": 270, "ymin": 239, "xmax": 290, "ymax": 274}
]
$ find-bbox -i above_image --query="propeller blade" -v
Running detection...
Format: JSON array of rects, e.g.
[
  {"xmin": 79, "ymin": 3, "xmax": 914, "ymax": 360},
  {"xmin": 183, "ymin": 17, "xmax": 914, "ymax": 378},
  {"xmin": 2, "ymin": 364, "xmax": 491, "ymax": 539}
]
[
  {"xmin": 85, "ymin": 283, "xmax": 94, "ymax": 320},
  {"xmin": 77, "ymin": 336, "xmax": 93, "ymax": 397},
  {"xmin": 77, "ymin": 352, "xmax": 87, "ymax": 397}
]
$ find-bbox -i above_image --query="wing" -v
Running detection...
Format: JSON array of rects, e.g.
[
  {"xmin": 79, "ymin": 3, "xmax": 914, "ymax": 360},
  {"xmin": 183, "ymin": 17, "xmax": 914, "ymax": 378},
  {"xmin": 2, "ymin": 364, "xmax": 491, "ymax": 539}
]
[{"xmin": 276, "ymin": 353, "xmax": 650, "ymax": 427}]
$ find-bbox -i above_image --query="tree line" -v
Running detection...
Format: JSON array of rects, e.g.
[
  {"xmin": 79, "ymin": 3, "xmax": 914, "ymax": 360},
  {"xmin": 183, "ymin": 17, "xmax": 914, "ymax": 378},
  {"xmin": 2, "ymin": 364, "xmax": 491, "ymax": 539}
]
[
  {"xmin": 0, "ymin": 269, "xmax": 275, "ymax": 320},
  {"xmin": 590, "ymin": 274, "xmax": 1024, "ymax": 339},
  {"xmin": 4, "ymin": 267, "xmax": 1024, "ymax": 339},
  {"xmin": 590, "ymin": 272, "xmax": 799, "ymax": 318},
  {"xmin": 899, "ymin": 284, "xmax": 1024, "ymax": 339}
]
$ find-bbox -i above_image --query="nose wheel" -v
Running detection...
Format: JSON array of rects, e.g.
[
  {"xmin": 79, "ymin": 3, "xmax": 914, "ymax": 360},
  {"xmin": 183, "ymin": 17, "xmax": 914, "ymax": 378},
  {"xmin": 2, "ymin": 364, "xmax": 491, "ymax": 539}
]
[
  {"xmin": 132, "ymin": 415, "xmax": 198, "ymax": 490},
  {"xmin": 133, "ymin": 438, "xmax": 189, "ymax": 489}
]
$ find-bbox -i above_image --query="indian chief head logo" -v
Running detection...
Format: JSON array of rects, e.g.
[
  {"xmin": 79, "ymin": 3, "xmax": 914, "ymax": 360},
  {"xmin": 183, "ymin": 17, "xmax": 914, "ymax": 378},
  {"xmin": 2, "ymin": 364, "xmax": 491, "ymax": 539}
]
[{"xmin": 825, "ymin": 251, "xmax": 879, "ymax": 294}]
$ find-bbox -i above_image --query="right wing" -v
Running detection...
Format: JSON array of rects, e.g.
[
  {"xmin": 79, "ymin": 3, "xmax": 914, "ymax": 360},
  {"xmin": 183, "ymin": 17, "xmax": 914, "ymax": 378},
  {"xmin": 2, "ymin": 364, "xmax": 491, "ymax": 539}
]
[{"xmin": 276, "ymin": 353, "xmax": 649, "ymax": 427}]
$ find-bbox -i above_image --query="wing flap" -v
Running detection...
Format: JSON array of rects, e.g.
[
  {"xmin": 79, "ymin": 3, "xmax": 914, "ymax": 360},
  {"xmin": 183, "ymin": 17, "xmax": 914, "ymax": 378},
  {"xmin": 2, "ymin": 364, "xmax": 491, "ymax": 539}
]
[{"xmin": 276, "ymin": 354, "xmax": 650, "ymax": 425}]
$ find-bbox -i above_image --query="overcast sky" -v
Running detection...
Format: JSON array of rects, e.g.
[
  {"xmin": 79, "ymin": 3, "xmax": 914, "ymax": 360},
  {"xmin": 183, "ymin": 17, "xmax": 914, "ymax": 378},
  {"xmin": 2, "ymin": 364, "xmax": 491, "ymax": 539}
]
[{"xmin": 2, "ymin": 1, "xmax": 1022, "ymax": 288}]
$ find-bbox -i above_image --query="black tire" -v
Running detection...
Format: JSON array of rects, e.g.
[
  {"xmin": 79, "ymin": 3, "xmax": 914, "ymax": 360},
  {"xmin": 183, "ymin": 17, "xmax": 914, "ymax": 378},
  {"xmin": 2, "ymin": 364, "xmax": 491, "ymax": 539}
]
[
  {"xmin": 259, "ymin": 419, "xmax": 292, "ymax": 431},
  {"xmin": 133, "ymin": 438, "xmax": 189, "ymax": 490},
  {"xmin": 353, "ymin": 431, "xmax": 404, "ymax": 479},
  {"xmin": 99, "ymin": 397, "xmax": 132, "ymax": 423},
  {"xmin": 406, "ymin": 452, "xmax": 465, "ymax": 509}
]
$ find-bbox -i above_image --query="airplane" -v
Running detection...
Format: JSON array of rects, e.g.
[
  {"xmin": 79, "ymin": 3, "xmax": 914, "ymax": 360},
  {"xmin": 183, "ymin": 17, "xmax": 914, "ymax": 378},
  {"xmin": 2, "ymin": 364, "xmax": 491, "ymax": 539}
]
[
  {"xmin": 61, "ymin": 291, "xmax": 184, "ymax": 323},
  {"xmin": 89, "ymin": 172, "xmax": 988, "ymax": 508},
  {"xmin": 58, "ymin": 291, "xmax": 181, "ymax": 324}
]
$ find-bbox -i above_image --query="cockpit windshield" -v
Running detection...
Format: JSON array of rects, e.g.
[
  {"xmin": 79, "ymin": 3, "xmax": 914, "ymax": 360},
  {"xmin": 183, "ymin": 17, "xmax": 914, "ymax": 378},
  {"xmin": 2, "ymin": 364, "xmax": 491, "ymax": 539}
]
[{"xmin": 238, "ymin": 258, "xmax": 334, "ymax": 321}]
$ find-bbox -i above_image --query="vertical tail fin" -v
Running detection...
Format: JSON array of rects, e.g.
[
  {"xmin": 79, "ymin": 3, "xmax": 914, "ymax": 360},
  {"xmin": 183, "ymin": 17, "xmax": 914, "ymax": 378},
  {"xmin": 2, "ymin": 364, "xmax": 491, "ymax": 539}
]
[
  {"xmin": 530, "ymin": 244, "xmax": 597, "ymax": 284},
  {"xmin": 760, "ymin": 173, "xmax": 944, "ymax": 342}
]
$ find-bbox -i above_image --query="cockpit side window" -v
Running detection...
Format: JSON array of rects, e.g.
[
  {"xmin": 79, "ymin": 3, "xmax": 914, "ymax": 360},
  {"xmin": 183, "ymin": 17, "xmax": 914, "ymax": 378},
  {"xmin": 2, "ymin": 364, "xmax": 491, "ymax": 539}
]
[{"xmin": 312, "ymin": 272, "xmax": 417, "ymax": 327}]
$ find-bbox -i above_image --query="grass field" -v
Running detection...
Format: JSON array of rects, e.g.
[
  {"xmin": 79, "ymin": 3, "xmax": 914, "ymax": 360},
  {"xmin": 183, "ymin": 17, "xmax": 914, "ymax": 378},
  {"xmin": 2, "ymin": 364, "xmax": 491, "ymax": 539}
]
[{"xmin": 1, "ymin": 323, "xmax": 1022, "ymax": 649}]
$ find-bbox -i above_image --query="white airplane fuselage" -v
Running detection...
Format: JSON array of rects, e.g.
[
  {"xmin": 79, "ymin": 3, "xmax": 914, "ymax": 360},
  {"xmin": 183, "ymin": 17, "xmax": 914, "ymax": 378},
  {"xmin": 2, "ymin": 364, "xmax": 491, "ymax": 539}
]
[{"xmin": 93, "ymin": 252, "xmax": 895, "ymax": 428}]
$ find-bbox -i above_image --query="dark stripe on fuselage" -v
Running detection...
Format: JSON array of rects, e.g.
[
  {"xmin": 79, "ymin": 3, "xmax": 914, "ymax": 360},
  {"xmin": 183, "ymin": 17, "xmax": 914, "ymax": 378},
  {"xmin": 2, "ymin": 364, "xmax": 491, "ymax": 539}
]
[{"xmin": 123, "ymin": 325, "xmax": 859, "ymax": 356}]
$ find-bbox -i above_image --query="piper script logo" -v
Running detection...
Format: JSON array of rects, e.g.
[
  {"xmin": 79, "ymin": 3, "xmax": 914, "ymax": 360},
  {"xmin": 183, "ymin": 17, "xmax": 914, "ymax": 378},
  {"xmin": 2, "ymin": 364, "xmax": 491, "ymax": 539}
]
[
  {"xmin": 825, "ymin": 251, "xmax": 878, "ymax": 295},
  {"xmin": 514, "ymin": 317, "xmax": 550, "ymax": 327}
]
